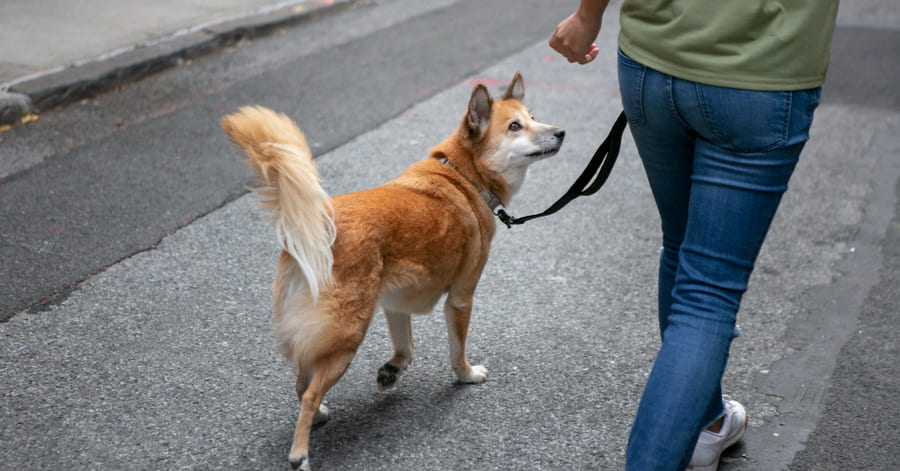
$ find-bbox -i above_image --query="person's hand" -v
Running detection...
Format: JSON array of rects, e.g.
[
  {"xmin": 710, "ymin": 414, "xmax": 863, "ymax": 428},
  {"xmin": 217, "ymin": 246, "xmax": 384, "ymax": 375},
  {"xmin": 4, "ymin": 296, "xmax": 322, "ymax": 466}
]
[{"xmin": 549, "ymin": 9, "xmax": 603, "ymax": 64}]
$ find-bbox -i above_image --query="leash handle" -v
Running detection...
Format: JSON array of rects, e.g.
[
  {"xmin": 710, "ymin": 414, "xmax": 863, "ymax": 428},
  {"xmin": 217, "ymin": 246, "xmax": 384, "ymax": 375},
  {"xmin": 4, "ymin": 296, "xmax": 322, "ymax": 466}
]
[{"xmin": 497, "ymin": 111, "xmax": 628, "ymax": 228}]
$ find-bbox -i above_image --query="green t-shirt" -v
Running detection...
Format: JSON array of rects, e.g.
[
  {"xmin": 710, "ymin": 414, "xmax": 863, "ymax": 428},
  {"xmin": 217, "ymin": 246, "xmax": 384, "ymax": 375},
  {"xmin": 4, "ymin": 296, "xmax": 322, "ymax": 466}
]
[{"xmin": 618, "ymin": 0, "xmax": 839, "ymax": 91}]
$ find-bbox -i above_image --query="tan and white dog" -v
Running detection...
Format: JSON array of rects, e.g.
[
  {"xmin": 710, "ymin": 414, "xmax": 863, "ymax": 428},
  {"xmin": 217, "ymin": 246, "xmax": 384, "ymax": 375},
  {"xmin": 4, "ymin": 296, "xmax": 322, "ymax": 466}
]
[{"xmin": 222, "ymin": 72, "xmax": 563, "ymax": 470}]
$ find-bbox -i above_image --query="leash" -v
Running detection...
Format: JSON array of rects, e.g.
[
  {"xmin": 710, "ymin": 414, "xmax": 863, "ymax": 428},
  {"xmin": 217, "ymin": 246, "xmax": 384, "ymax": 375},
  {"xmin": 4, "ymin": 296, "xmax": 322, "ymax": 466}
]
[{"xmin": 495, "ymin": 110, "xmax": 628, "ymax": 228}]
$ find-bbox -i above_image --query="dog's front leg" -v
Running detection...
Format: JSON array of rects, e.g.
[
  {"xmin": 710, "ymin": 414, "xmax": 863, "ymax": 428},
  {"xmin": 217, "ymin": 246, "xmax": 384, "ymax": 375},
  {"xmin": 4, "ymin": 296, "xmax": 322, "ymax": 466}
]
[
  {"xmin": 443, "ymin": 294, "xmax": 488, "ymax": 383},
  {"xmin": 378, "ymin": 310, "xmax": 415, "ymax": 390}
]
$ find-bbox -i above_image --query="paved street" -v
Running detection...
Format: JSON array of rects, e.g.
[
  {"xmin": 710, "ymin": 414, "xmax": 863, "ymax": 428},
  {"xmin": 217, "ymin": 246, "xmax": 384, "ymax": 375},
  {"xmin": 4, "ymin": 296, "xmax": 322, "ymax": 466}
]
[{"xmin": 1, "ymin": 1, "xmax": 898, "ymax": 470}]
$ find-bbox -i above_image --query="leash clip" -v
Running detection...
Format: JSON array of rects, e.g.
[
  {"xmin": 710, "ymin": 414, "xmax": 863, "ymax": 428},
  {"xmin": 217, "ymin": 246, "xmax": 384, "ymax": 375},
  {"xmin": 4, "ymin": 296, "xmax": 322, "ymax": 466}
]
[{"xmin": 495, "ymin": 208, "xmax": 516, "ymax": 229}]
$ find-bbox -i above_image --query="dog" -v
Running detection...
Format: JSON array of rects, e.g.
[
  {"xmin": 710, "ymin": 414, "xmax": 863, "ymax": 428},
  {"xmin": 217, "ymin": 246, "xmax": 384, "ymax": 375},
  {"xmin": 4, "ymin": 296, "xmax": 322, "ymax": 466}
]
[{"xmin": 222, "ymin": 72, "xmax": 564, "ymax": 470}]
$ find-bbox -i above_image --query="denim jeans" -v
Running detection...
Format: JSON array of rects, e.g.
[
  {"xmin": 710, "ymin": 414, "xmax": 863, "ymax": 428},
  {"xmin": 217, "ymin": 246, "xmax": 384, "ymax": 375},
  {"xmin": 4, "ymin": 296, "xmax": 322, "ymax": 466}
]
[{"xmin": 617, "ymin": 49, "xmax": 820, "ymax": 470}]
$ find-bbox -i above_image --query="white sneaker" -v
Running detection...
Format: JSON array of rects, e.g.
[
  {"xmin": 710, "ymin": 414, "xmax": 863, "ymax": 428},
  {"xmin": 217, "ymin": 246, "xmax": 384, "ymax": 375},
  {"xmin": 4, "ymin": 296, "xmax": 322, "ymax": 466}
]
[{"xmin": 687, "ymin": 396, "xmax": 747, "ymax": 471}]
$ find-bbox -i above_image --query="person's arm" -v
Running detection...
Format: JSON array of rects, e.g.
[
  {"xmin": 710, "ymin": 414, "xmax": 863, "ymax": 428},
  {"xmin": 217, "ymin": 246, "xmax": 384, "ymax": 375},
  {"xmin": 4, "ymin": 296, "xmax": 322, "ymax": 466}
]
[{"xmin": 549, "ymin": 0, "xmax": 610, "ymax": 64}]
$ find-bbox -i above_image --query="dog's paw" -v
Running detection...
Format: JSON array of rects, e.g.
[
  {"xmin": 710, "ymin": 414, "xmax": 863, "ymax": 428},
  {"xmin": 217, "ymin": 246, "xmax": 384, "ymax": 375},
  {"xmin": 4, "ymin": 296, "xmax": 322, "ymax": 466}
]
[
  {"xmin": 313, "ymin": 403, "xmax": 330, "ymax": 426},
  {"xmin": 289, "ymin": 454, "xmax": 310, "ymax": 471},
  {"xmin": 377, "ymin": 362, "xmax": 404, "ymax": 391},
  {"xmin": 457, "ymin": 364, "xmax": 488, "ymax": 384}
]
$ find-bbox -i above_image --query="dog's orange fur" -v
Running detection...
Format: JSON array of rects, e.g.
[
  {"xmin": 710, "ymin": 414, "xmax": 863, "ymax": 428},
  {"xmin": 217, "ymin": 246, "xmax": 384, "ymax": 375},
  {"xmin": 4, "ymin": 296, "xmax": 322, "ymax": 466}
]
[{"xmin": 222, "ymin": 72, "xmax": 563, "ymax": 470}]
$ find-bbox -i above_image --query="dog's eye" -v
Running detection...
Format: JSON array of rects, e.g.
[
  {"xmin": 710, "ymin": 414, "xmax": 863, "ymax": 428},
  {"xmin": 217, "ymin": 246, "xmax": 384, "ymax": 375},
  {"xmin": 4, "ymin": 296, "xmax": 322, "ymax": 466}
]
[{"xmin": 508, "ymin": 121, "xmax": 522, "ymax": 132}]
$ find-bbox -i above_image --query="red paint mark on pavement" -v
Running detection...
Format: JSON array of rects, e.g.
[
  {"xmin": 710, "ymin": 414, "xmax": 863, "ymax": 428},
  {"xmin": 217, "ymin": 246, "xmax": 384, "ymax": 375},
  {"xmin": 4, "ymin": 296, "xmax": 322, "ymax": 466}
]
[
  {"xmin": 410, "ymin": 86, "xmax": 439, "ymax": 104},
  {"xmin": 465, "ymin": 77, "xmax": 619, "ymax": 97},
  {"xmin": 48, "ymin": 226, "xmax": 71, "ymax": 234},
  {"xmin": 37, "ymin": 274, "xmax": 97, "ymax": 307},
  {"xmin": 97, "ymin": 82, "xmax": 231, "ymax": 138},
  {"xmin": 465, "ymin": 77, "xmax": 508, "ymax": 89},
  {"xmin": 132, "ymin": 212, "xmax": 194, "ymax": 252}
]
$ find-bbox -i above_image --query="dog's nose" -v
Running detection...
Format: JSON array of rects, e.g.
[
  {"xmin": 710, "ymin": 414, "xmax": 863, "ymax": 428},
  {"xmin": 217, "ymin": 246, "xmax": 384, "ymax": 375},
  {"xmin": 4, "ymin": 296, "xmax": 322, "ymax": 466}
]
[{"xmin": 554, "ymin": 129, "xmax": 566, "ymax": 139}]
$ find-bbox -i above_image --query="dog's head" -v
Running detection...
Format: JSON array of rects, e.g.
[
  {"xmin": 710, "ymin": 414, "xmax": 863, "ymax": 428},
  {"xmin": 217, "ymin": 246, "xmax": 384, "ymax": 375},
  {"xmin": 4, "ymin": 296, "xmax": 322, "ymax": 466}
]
[{"xmin": 462, "ymin": 72, "xmax": 565, "ymax": 200}]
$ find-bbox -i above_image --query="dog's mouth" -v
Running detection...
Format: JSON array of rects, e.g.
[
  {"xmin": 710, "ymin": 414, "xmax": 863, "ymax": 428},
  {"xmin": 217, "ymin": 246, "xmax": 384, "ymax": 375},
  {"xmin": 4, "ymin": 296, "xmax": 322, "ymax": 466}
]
[
  {"xmin": 526, "ymin": 145, "xmax": 562, "ymax": 158},
  {"xmin": 526, "ymin": 130, "xmax": 564, "ymax": 158}
]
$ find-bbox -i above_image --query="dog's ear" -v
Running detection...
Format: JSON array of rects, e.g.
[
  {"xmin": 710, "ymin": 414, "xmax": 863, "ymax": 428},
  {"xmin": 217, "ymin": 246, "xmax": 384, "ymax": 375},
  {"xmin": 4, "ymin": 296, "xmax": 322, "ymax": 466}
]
[
  {"xmin": 466, "ymin": 84, "xmax": 493, "ymax": 138},
  {"xmin": 502, "ymin": 71, "xmax": 525, "ymax": 102}
]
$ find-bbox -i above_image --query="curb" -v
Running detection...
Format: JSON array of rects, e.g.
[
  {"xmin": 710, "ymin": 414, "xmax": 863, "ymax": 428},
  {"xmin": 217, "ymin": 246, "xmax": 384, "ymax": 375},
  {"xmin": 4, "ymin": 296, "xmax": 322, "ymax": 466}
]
[{"xmin": 0, "ymin": 0, "xmax": 364, "ymax": 123}]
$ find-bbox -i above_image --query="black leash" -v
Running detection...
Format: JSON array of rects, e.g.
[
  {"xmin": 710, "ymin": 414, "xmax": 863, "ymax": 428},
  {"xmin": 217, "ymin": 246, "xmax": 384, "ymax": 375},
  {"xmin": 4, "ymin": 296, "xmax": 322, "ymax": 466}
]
[{"xmin": 495, "ymin": 110, "xmax": 628, "ymax": 228}]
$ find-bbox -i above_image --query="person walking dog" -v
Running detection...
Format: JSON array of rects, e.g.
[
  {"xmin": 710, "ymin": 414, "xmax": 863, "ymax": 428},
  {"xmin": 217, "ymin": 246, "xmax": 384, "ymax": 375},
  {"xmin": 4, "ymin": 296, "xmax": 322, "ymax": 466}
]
[{"xmin": 549, "ymin": 1, "xmax": 839, "ymax": 469}]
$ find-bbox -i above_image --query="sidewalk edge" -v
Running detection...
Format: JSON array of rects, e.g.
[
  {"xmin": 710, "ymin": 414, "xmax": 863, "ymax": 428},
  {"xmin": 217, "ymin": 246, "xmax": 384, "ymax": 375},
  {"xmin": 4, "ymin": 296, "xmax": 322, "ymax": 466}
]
[{"xmin": 0, "ymin": 0, "xmax": 365, "ymax": 124}]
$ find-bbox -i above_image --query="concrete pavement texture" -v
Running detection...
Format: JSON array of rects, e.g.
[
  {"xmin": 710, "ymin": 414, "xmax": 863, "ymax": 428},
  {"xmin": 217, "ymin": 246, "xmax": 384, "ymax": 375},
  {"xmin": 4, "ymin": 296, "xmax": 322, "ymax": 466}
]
[
  {"xmin": 0, "ymin": 0, "xmax": 361, "ymax": 123},
  {"xmin": 2, "ymin": 0, "xmax": 899, "ymax": 470}
]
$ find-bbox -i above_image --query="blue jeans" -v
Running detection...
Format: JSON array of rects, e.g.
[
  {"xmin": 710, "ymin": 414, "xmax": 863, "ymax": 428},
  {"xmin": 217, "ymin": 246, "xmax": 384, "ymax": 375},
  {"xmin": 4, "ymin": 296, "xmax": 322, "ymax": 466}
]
[{"xmin": 617, "ymin": 49, "xmax": 820, "ymax": 470}]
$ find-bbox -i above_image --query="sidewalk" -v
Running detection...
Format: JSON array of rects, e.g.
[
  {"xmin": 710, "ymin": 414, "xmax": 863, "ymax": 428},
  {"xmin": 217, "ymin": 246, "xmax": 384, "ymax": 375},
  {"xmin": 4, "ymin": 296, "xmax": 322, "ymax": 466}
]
[{"xmin": 0, "ymin": 0, "xmax": 360, "ymax": 125}]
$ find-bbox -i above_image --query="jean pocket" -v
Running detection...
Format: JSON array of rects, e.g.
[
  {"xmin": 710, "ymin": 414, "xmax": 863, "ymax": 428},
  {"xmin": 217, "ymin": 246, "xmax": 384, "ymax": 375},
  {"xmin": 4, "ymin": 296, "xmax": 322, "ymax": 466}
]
[
  {"xmin": 695, "ymin": 85, "xmax": 792, "ymax": 153},
  {"xmin": 617, "ymin": 49, "xmax": 646, "ymax": 125}
]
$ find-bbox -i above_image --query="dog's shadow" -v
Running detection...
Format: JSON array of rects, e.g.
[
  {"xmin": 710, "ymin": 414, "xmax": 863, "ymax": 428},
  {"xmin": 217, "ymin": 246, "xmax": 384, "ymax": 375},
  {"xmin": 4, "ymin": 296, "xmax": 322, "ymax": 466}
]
[{"xmin": 278, "ymin": 381, "xmax": 478, "ymax": 467}]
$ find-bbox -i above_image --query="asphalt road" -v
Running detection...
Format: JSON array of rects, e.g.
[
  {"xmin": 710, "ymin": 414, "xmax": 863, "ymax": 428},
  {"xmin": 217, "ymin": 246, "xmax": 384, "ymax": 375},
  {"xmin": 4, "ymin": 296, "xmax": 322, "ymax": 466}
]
[{"xmin": 1, "ymin": 1, "xmax": 898, "ymax": 470}]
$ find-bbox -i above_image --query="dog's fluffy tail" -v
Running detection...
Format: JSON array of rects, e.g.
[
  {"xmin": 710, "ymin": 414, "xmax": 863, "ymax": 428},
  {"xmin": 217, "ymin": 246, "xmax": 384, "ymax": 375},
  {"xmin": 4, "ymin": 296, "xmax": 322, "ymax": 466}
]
[{"xmin": 222, "ymin": 106, "xmax": 336, "ymax": 301}]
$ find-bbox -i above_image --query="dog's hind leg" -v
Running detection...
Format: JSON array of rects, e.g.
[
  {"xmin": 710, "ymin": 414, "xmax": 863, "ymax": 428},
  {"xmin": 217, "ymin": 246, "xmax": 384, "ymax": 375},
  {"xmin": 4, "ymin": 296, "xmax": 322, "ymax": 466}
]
[
  {"xmin": 378, "ymin": 310, "xmax": 415, "ymax": 390},
  {"xmin": 443, "ymin": 291, "xmax": 488, "ymax": 383},
  {"xmin": 295, "ymin": 374, "xmax": 330, "ymax": 425},
  {"xmin": 289, "ymin": 350, "xmax": 356, "ymax": 471}
]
